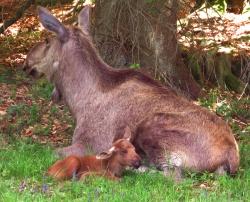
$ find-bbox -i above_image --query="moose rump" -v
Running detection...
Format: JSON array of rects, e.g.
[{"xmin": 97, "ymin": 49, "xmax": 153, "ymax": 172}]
[
  {"xmin": 23, "ymin": 6, "xmax": 239, "ymax": 178},
  {"xmin": 135, "ymin": 112, "xmax": 239, "ymax": 176}
]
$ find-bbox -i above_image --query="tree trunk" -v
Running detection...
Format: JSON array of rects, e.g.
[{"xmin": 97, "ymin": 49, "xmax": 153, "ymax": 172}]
[
  {"xmin": 227, "ymin": 0, "xmax": 245, "ymax": 14},
  {"xmin": 0, "ymin": 0, "xmax": 35, "ymax": 34},
  {"xmin": 91, "ymin": 0, "xmax": 200, "ymax": 99}
]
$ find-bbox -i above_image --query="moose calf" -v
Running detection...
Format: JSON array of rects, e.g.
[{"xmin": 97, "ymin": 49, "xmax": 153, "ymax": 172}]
[{"xmin": 48, "ymin": 128, "xmax": 141, "ymax": 181}]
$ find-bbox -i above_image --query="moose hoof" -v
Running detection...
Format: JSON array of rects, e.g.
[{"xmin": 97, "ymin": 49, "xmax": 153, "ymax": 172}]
[
  {"xmin": 51, "ymin": 88, "xmax": 63, "ymax": 104},
  {"xmin": 55, "ymin": 143, "xmax": 85, "ymax": 157},
  {"xmin": 215, "ymin": 166, "xmax": 226, "ymax": 176},
  {"xmin": 163, "ymin": 166, "xmax": 183, "ymax": 183}
]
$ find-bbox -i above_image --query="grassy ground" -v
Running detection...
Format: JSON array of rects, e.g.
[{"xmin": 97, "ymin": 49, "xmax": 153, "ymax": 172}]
[
  {"xmin": 0, "ymin": 141, "xmax": 250, "ymax": 202},
  {"xmin": 0, "ymin": 64, "xmax": 250, "ymax": 202}
]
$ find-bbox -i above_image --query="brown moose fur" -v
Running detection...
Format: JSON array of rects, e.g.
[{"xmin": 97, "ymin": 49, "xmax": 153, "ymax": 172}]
[
  {"xmin": 24, "ymin": 6, "xmax": 239, "ymax": 178},
  {"xmin": 48, "ymin": 130, "xmax": 141, "ymax": 181}
]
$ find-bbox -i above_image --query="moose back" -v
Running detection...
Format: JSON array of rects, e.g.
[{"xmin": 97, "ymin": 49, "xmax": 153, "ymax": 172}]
[{"xmin": 23, "ymin": 6, "xmax": 239, "ymax": 178}]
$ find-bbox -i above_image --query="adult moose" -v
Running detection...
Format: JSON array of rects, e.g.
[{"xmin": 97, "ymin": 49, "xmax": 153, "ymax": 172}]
[{"xmin": 23, "ymin": 6, "xmax": 239, "ymax": 179}]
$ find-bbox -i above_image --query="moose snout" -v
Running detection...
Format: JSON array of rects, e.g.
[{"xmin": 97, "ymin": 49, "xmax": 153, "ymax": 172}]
[{"xmin": 23, "ymin": 63, "xmax": 42, "ymax": 78}]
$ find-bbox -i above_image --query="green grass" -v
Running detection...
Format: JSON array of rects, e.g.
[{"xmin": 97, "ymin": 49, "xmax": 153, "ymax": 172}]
[
  {"xmin": 30, "ymin": 79, "xmax": 54, "ymax": 100},
  {"xmin": 0, "ymin": 65, "xmax": 29, "ymax": 85},
  {"xmin": 0, "ymin": 141, "xmax": 250, "ymax": 201}
]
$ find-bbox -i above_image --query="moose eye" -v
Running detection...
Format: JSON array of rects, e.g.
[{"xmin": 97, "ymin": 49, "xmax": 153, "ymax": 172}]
[
  {"xmin": 44, "ymin": 38, "xmax": 51, "ymax": 48},
  {"xmin": 45, "ymin": 38, "xmax": 49, "ymax": 44}
]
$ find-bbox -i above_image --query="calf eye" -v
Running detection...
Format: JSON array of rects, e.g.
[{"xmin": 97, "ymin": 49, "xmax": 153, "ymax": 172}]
[{"xmin": 120, "ymin": 149, "xmax": 127, "ymax": 154}]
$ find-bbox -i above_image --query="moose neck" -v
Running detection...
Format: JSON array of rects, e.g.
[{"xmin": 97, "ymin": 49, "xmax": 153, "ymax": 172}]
[{"xmin": 53, "ymin": 32, "xmax": 110, "ymax": 117}]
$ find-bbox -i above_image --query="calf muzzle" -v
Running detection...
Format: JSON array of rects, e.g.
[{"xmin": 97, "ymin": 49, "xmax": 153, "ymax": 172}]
[{"xmin": 132, "ymin": 158, "xmax": 141, "ymax": 169}]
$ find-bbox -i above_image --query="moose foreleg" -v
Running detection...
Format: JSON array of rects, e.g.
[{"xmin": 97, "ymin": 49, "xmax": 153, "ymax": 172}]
[
  {"xmin": 51, "ymin": 87, "xmax": 63, "ymax": 104},
  {"xmin": 55, "ymin": 143, "xmax": 85, "ymax": 157}
]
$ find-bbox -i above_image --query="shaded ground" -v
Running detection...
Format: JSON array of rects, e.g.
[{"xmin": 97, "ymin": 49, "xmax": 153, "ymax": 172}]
[
  {"xmin": 0, "ymin": 2, "xmax": 77, "ymax": 146},
  {"xmin": 178, "ymin": 6, "xmax": 250, "ymax": 86},
  {"xmin": 178, "ymin": 8, "xmax": 250, "ymax": 56},
  {"xmin": 0, "ymin": 65, "xmax": 74, "ymax": 146}
]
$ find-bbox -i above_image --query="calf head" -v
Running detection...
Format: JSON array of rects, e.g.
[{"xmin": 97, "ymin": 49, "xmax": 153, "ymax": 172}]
[{"xmin": 96, "ymin": 127, "xmax": 141, "ymax": 169}]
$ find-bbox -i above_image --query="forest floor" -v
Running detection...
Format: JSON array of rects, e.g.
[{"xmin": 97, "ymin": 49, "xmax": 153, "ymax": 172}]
[{"xmin": 0, "ymin": 1, "xmax": 249, "ymax": 201}]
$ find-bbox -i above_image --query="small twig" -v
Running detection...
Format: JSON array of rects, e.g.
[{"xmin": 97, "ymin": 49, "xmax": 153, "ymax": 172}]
[
  {"xmin": 232, "ymin": 117, "xmax": 248, "ymax": 126},
  {"xmin": 0, "ymin": 0, "xmax": 34, "ymax": 34},
  {"xmin": 238, "ymin": 82, "xmax": 249, "ymax": 100}
]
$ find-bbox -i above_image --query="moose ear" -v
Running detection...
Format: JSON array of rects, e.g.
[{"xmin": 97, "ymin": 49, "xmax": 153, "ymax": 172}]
[
  {"xmin": 78, "ymin": 6, "xmax": 91, "ymax": 34},
  {"xmin": 96, "ymin": 146, "xmax": 116, "ymax": 160},
  {"xmin": 37, "ymin": 6, "xmax": 69, "ymax": 42},
  {"xmin": 123, "ymin": 126, "xmax": 132, "ymax": 141}
]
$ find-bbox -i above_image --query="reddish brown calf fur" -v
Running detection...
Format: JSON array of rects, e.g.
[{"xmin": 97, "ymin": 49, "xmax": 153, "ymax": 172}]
[{"xmin": 48, "ymin": 138, "xmax": 141, "ymax": 181}]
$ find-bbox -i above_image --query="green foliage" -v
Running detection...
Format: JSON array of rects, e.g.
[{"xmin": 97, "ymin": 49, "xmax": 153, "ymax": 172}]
[
  {"xmin": 0, "ymin": 35, "xmax": 15, "ymax": 56},
  {"xmin": 7, "ymin": 103, "xmax": 40, "ymax": 124},
  {"xmin": 187, "ymin": 54, "xmax": 204, "ymax": 85},
  {"xmin": 224, "ymin": 73, "xmax": 244, "ymax": 93},
  {"xmin": 211, "ymin": 0, "xmax": 227, "ymax": 13},
  {"xmin": 28, "ymin": 104, "xmax": 40, "ymax": 124},
  {"xmin": 129, "ymin": 63, "xmax": 140, "ymax": 69},
  {"xmin": 0, "ymin": 65, "xmax": 74, "ymax": 143},
  {"xmin": 0, "ymin": 141, "xmax": 54, "ymax": 179},
  {"xmin": 7, "ymin": 104, "xmax": 27, "ymax": 118},
  {"xmin": 198, "ymin": 89, "xmax": 249, "ymax": 122},
  {"xmin": 4, "ymin": 103, "xmax": 41, "ymax": 138},
  {"xmin": 33, "ymin": 124, "xmax": 51, "ymax": 136},
  {"xmin": 243, "ymin": 2, "xmax": 250, "ymax": 13},
  {"xmin": 198, "ymin": 89, "xmax": 219, "ymax": 109},
  {"xmin": 31, "ymin": 79, "xmax": 54, "ymax": 100},
  {"xmin": 0, "ymin": 66, "xmax": 28, "ymax": 85}
]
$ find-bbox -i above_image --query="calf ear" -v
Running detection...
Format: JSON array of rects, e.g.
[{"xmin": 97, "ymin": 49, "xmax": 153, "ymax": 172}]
[
  {"xmin": 37, "ymin": 6, "xmax": 69, "ymax": 42},
  {"xmin": 78, "ymin": 5, "xmax": 91, "ymax": 34},
  {"xmin": 96, "ymin": 146, "xmax": 116, "ymax": 160},
  {"xmin": 123, "ymin": 126, "xmax": 132, "ymax": 141}
]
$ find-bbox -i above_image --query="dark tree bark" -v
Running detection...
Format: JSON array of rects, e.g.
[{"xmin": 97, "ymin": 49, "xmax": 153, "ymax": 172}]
[
  {"xmin": 91, "ymin": 0, "xmax": 201, "ymax": 99},
  {"xmin": 227, "ymin": 0, "xmax": 245, "ymax": 14},
  {"xmin": 0, "ymin": 0, "xmax": 34, "ymax": 34}
]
